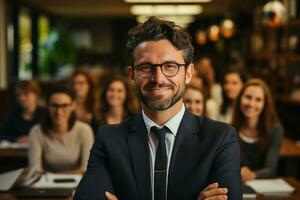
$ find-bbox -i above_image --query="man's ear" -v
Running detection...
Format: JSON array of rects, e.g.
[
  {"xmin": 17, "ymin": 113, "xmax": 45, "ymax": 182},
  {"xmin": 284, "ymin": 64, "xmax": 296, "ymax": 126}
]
[
  {"xmin": 185, "ymin": 63, "xmax": 194, "ymax": 84},
  {"xmin": 128, "ymin": 66, "xmax": 135, "ymax": 81}
]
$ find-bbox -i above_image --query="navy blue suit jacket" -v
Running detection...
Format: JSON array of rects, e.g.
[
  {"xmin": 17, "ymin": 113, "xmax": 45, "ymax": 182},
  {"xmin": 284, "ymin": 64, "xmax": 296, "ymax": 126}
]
[{"xmin": 74, "ymin": 110, "xmax": 242, "ymax": 200}]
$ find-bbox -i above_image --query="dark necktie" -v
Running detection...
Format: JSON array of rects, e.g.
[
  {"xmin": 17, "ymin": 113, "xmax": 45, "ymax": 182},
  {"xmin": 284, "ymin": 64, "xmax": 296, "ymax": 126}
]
[{"xmin": 151, "ymin": 126, "xmax": 168, "ymax": 200}]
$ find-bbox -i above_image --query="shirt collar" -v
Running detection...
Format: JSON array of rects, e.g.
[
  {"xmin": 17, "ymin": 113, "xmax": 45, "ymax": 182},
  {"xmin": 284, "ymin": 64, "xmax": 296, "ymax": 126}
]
[{"xmin": 142, "ymin": 103, "xmax": 185, "ymax": 136}]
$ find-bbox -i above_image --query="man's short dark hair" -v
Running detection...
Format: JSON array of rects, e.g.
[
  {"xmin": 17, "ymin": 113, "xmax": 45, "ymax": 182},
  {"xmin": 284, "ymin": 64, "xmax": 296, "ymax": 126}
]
[{"xmin": 127, "ymin": 16, "xmax": 194, "ymax": 67}]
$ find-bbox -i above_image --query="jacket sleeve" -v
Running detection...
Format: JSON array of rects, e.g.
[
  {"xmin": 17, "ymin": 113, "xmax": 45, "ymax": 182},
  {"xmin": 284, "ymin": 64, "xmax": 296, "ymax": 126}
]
[
  {"xmin": 74, "ymin": 127, "xmax": 115, "ymax": 200},
  {"xmin": 208, "ymin": 126, "xmax": 242, "ymax": 200}
]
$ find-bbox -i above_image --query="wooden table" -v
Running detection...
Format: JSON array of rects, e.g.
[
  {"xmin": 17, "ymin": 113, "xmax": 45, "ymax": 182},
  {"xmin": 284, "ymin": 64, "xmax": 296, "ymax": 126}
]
[
  {"xmin": 0, "ymin": 193, "xmax": 72, "ymax": 200},
  {"xmin": 280, "ymin": 138, "xmax": 300, "ymax": 158},
  {"xmin": 0, "ymin": 148, "xmax": 28, "ymax": 173},
  {"xmin": 0, "ymin": 148, "xmax": 27, "ymax": 158},
  {"xmin": 279, "ymin": 138, "xmax": 300, "ymax": 179}
]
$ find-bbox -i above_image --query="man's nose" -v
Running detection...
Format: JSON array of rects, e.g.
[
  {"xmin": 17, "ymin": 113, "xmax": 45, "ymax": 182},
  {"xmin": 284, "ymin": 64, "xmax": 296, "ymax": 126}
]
[{"xmin": 151, "ymin": 66, "xmax": 165, "ymax": 81}]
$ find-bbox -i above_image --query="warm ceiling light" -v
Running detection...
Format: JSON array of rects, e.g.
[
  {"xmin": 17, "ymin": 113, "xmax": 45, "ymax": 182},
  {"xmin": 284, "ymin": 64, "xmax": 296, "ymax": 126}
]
[
  {"xmin": 220, "ymin": 19, "xmax": 235, "ymax": 38},
  {"xmin": 208, "ymin": 25, "xmax": 219, "ymax": 42},
  {"xmin": 125, "ymin": 0, "xmax": 211, "ymax": 3},
  {"xmin": 131, "ymin": 5, "xmax": 202, "ymax": 15}
]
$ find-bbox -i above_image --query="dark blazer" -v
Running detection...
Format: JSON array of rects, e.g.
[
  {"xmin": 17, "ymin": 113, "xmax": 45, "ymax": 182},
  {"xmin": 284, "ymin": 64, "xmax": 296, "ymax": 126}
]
[{"xmin": 74, "ymin": 110, "xmax": 242, "ymax": 200}]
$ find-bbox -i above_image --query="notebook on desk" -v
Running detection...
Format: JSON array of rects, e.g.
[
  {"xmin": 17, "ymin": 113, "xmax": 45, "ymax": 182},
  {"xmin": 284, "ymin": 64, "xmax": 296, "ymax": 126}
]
[
  {"xmin": 246, "ymin": 178, "xmax": 295, "ymax": 197},
  {"xmin": 14, "ymin": 188, "xmax": 73, "ymax": 198}
]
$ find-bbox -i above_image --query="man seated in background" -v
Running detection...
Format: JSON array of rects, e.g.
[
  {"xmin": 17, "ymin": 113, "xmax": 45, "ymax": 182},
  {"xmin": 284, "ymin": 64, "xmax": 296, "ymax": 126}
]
[{"xmin": 0, "ymin": 80, "xmax": 45, "ymax": 143}]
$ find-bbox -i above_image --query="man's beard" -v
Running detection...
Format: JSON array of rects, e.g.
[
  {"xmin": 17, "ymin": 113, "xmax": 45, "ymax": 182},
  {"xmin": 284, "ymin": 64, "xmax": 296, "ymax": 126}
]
[{"xmin": 135, "ymin": 81, "xmax": 185, "ymax": 111}]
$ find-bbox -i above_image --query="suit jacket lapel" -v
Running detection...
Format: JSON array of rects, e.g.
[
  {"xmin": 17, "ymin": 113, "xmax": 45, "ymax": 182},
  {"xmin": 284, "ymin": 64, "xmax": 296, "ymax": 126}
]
[
  {"xmin": 127, "ymin": 113, "xmax": 152, "ymax": 200},
  {"xmin": 167, "ymin": 111, "xmax": 202, "ymax": 200}
]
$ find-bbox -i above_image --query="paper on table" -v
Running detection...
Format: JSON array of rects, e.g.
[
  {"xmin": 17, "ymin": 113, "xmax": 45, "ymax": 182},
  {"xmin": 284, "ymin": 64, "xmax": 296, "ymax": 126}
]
[
  {"xmin": 32, "ymin": 173, "xmax": 82, "ymax": 189},
  {"xmin": 0, "ymin": 140, "xmax": 28, "ymax": 149},
  {"xmin": 0, "ymin": 168, "xmax": 24, "ymax": 191},
  {"xmin": 246, "ymin": 178, "xmax": 295, "ymax": 196}
]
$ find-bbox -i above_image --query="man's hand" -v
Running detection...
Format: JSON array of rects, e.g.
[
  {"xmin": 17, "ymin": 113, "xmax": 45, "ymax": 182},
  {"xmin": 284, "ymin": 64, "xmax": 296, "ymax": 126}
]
[
  {"xmin": 105, "ymin": 183, "xmax": 228, "ymax": 200},
  {"xmin": 105, "ymin": 191, "xmax": 118, "ymax": 200},
  {"xmin": 197, "ymin": 182, "xmax": 228, "ymax": 200},
  {"xmin": 241, "ymin": 166, "xmax": 256, "ymax": 183}
]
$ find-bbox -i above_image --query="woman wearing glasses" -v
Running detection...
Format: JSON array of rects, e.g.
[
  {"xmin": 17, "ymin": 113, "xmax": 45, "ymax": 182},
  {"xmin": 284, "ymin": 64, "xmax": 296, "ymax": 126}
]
[{"xmin": 28, "ymin": 86, "xmax": 94, "ymax": 173}]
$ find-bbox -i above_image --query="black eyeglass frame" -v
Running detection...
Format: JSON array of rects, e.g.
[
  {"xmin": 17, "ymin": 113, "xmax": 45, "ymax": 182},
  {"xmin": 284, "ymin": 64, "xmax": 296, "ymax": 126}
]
[{"xmin": 132, "ymin": 62, "xmax": 188, "ymax": 78}]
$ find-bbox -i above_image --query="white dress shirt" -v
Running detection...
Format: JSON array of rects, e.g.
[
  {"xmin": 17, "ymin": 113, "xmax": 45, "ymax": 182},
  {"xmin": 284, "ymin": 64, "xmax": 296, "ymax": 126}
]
[{"xmin": 142, "ymin": 104, "xmax": 185, "ymax": 200}]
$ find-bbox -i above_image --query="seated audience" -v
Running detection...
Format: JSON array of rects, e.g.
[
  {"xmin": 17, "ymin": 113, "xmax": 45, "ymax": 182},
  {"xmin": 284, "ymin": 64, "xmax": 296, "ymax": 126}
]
[
  {"xmin": 232, "ymin": 79, "xmax": 284, "ymax": 182},
  {"xmin": 217, "ymin": 67, "xmax": 247, "ymax": 123},
  {"xmin": 0, "ymin": 80, "xmax": 44, "ymax": 143},
  {"xmin": 70, "ymin": 69, "xmax": 99, "ymax": 133},
  {"xmin": 183, "ymin": 82, "xmax": 206, "ymax": 116},
  {"xmin": 29, "ymin": 86, "xmax": 94, "ymax": 173},
  {"xmin": 97, "ymin": 74, "xmax": 139, "ymax": 125}
]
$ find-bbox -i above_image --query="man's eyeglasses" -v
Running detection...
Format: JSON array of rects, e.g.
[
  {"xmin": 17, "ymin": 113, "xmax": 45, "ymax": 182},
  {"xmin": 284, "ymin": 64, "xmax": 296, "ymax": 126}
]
[
  {"xmin": 133, "ymin": 62, "xmax": 187, "ymax": 78},
  {"xmin": 49, "ymin": 103, "xmax": 72, "ymax": 111}
]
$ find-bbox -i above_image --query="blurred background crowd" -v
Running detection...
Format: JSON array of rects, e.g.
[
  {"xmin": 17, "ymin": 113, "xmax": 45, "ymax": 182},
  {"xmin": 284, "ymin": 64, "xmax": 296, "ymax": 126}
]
[{"xmin": 0, "ymin": 0, "xmax": 300, "ymax": 183}]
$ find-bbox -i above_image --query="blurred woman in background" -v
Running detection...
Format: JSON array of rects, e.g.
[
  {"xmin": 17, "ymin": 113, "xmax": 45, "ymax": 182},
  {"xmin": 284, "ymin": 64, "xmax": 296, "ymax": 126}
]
[
  {"xmin": 217, "ymin": 67, "xmax": 248, "ymax": 123},
  {"xmin": 0, "ymin": 80, "xmax": 44, "ymax": 143},
  {"xmin": 196, "ymin": 56, "xmax": 222, "ymax": 107},
  {"xmin": 183, "ymin": 81, "xmax": 206, "ymax": 116},
  {"xmin": 70, "ymin": 69, "xmax": 99, "ymax": 132},
  {"xmin": 232, "ymin": 79, "xmax": 284, "ymax": 182},
  {"xmin": 97, "ymin": 74, "xmax": 139, "ymax": 125},
  {"xmin": 29, "ymin": 86, "xmax": 94, "ymax": 173}
]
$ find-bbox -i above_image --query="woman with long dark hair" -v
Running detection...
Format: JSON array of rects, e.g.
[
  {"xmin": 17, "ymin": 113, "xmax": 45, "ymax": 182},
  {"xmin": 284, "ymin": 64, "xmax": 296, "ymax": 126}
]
[
  {"xmin": 97, "ymin": 74, "xmax": 139, "ymax": 125},
  {"xmin": 232, "ymin": 79, "xmax": 284, "ymax": 182},
  {"xmin": 29, "ymin": 86, "xmax": 94, "ymax": 173},
  {"xmin": 217, "ymin": 67, "xmax": 248, "ymax": 123},
  {"xmin": 70, "ymin": 69, "xmax": 99, "ymax": 132}
]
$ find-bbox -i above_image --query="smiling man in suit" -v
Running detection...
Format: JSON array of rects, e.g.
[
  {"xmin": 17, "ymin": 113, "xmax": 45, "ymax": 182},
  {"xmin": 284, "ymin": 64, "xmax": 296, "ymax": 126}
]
[{"xmin": 74, "ymin": 17, "xmax": 242, "ymax": 200}]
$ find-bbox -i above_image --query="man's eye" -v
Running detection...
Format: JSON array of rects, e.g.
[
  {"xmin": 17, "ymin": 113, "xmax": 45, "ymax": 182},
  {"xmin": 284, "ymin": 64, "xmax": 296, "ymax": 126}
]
[
  {"xmin": 164, "ymin": 63, "xmax": 177, "ymax": 70},
  {"xmin": 139, "ymin": 65, "xmax": 151, "ymax": 71}
]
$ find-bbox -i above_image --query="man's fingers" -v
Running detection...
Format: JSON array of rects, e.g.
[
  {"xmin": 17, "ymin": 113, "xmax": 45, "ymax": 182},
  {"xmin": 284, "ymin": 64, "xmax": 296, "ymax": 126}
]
[
  {"xmin": 200, "ymin": 188, "xmax": 228, "ymax": 199},
  {"xmin": 105, "ymin": 191, "xmax": 118, "ymax": 200},
  {"xmin": 203, "ymin": 182, "xmax": 218, "ymax": 192},
  {"xmin": 205, "ymin": 195, "xmax": 228, "ymax": 200}
]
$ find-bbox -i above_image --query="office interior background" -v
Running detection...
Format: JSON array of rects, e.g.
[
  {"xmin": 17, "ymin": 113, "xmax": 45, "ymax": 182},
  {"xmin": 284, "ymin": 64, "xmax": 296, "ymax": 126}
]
[{"xmin": 0, "ymin": 0, "xmax": 300, "ymax": 179}]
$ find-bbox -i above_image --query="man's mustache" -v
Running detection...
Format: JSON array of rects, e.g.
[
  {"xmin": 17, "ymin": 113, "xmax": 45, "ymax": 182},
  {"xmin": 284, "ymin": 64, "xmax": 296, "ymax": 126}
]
[{"xmin": 144, "ymin": 82, "xmax": 175, "ymax": 90}]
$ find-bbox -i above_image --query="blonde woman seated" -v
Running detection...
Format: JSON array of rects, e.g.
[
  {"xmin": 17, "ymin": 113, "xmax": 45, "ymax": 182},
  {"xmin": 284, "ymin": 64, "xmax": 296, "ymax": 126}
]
[
  {"xmin": 183, "ymin": 82, "xmax": 206, "ymax": 116},
  {"xmin": 29, "ymin": 86, "xmax": 94, "ymax": 174},
  {"xmin": 232, "ymin": 79, "xmax": 284, "ymax": 182}
]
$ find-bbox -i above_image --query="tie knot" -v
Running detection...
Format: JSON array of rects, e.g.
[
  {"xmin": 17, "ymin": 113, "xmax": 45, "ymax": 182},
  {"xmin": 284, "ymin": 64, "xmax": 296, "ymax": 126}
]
[{"xmin": 151, "ymin": 126, "xmax": 168, "ymax": 140}]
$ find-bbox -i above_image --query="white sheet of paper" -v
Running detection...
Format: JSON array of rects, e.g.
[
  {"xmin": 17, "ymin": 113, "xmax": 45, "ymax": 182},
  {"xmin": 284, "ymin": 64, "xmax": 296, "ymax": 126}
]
[
  {"xmin": 246, "ymin": 178, "xmax": 295, "ymax": 195},
  {"xmin": 32, "ymin": 173, "xmax": 82, "ymax": 189},
  {"xmin": 0, "ymin": 140, "xmax": 28, "ymax": 149},
  {"xmin": 0, "ymin": 168, "xmax": 24, "ymax": 191}
]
